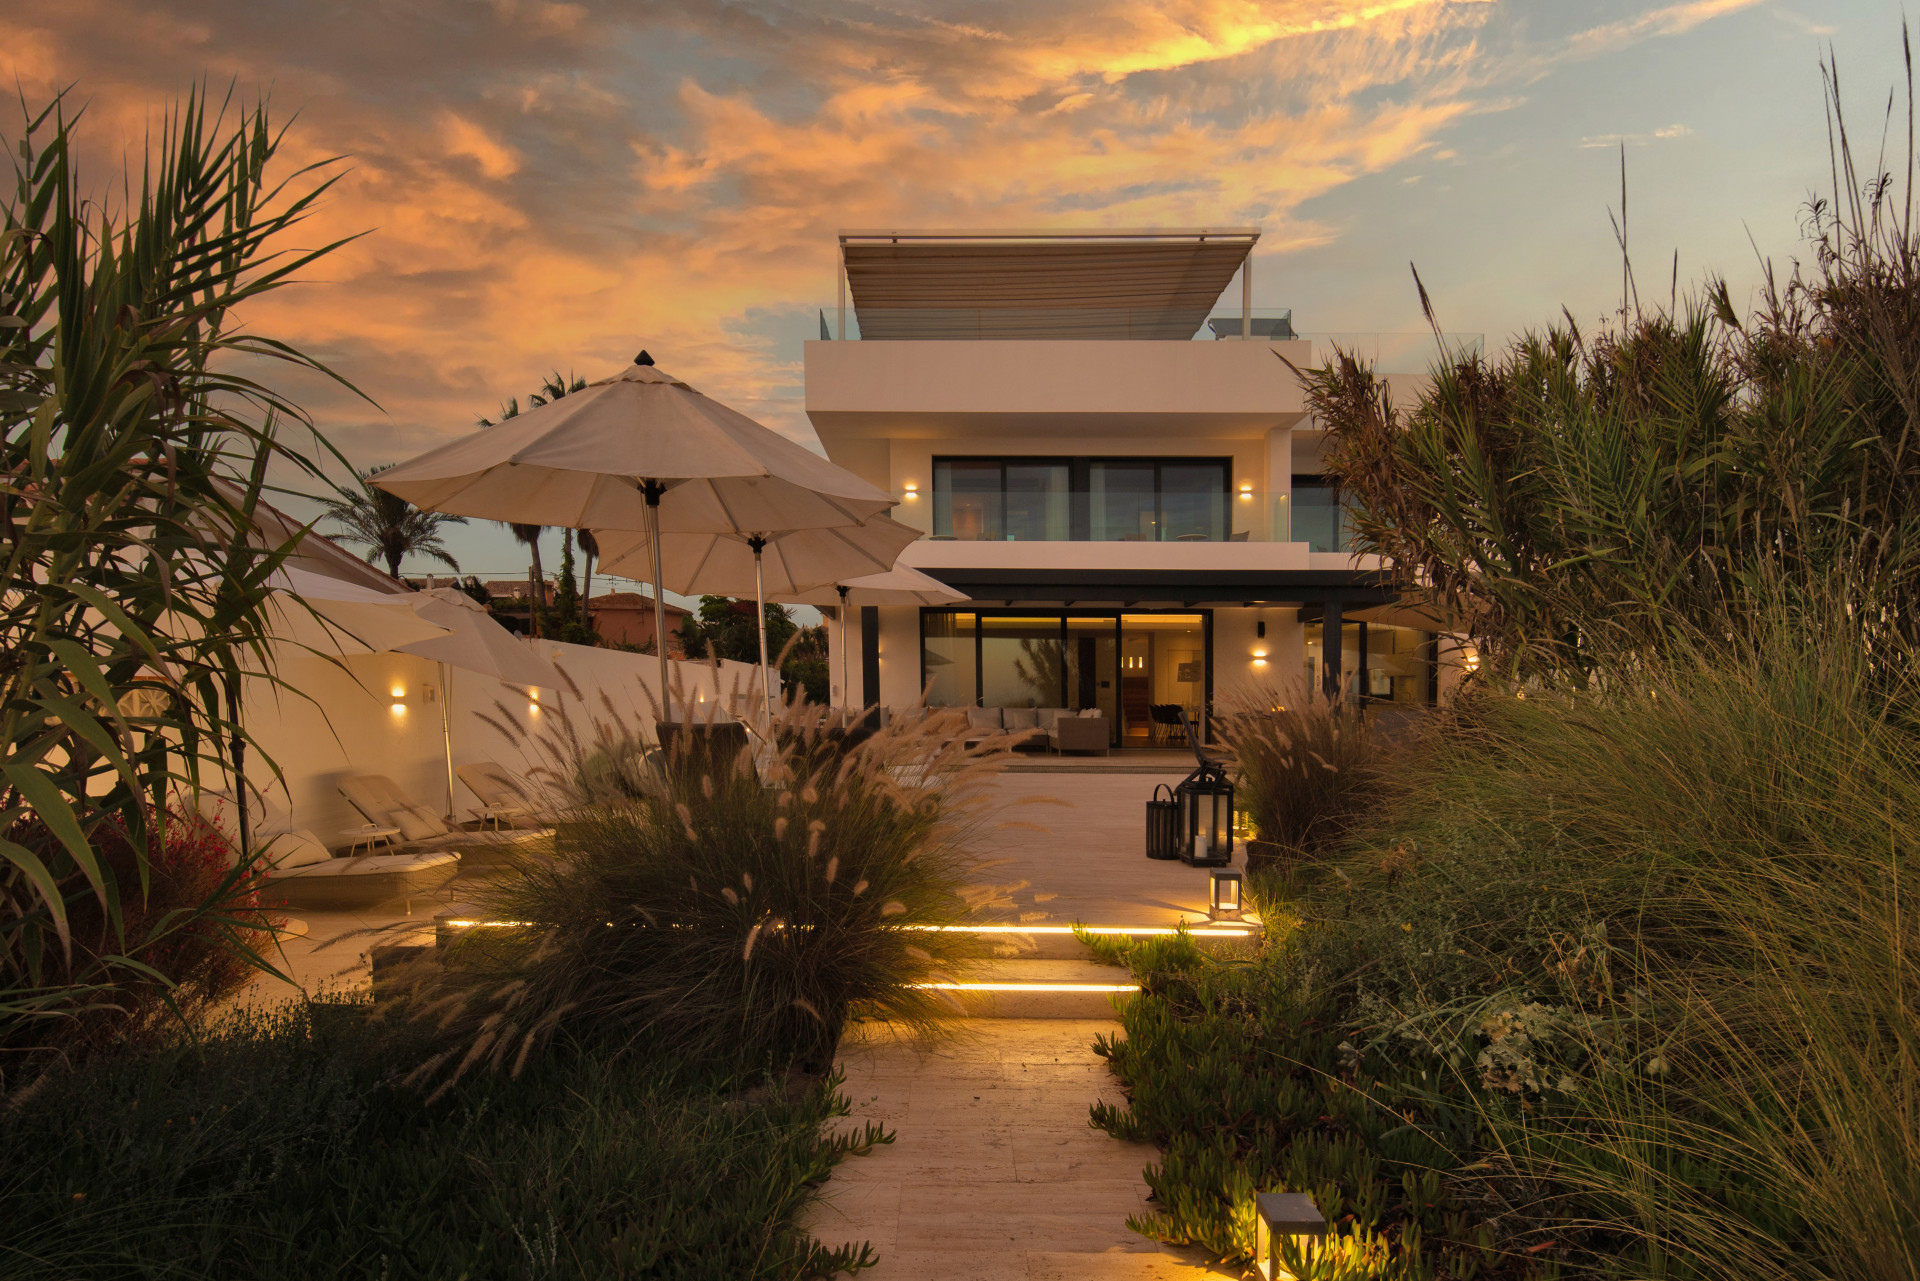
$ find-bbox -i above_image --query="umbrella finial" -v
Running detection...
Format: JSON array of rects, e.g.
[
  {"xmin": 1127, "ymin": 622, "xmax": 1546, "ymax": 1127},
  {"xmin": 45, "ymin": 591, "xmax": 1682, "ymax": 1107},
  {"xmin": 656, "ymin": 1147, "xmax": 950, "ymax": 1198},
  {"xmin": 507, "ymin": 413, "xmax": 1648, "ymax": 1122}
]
[{"xmin": 634, "ymin": 350, "xmax": 655, "ymax": 366}]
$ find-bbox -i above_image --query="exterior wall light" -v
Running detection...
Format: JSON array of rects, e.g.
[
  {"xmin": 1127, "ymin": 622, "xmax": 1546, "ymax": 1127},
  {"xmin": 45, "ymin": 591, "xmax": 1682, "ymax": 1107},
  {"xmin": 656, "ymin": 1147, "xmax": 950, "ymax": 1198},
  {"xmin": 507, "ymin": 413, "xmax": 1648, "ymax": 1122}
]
[
  {"xmin": 1464, "ymin": 649, "xmax": 1481, "ymax": 673},
  {"xmin": 1252, "ymin": 648, "xmax": 1268, "ymax": 666},
  {"xmin": 1209, "ymin": 868, "xmax": 1244, "ymax": 920},
  {"xmin": 903, "ymin": 481, "xmax": 919, "ymax": 499},
  {"xmin": 1254, "ymin": 1192, "xmax": 1328, "ymax": 1280},
  {"xmin": 389, "ymin": 684, "xmax": 407, "ymax": 715},
  {"xmin": 1238, "ymin": 482, "xmax": 1255, "ymax": 501}
]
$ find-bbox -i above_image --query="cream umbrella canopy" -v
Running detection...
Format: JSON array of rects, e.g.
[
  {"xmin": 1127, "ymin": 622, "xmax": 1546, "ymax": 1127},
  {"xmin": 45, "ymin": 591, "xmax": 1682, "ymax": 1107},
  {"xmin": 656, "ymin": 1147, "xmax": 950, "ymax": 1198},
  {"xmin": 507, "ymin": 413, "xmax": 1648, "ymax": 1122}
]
[
  {"xmin": 594, "ymin": 516, "xmax": 921, "ymax": 724},
  {"xmin": 267, "ymin": 566, "xmax": 454, "ymax": 656},
  {"xmin": 371, "ymin": 356, "xmax": 898, "ymax": 718},
  {"xmin": 774, "ymin": 566, "xmax": 966, "ymax": 712}
]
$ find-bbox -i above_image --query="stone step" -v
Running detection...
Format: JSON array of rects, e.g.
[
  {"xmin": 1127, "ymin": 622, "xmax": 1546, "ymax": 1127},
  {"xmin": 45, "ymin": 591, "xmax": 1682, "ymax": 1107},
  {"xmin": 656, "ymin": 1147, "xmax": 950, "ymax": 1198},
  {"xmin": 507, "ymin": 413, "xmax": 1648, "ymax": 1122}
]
[
  {"xmin": 920, "ymin": 919, "xmax": 1263, "ymax": 959},
  {"xmin": 925, "ymin": 958, "xmax": 1140, "ymax": 1019}
]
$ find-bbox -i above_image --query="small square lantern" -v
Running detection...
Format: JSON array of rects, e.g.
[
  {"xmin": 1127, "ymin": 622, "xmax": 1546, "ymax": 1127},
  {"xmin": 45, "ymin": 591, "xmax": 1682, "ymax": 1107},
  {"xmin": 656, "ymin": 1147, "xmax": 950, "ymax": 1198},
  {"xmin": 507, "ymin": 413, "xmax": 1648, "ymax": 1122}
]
[
  {"xmin": 1209, "ymin": 868, "xmax": 1244, "ymax": 921},
  {"xmin": 1254, "ymin": 1192, "xmax": 1327, "ymax": 1280},
  {"xmin": 1177, "ymin": 760, "xmax": 1235, "ymax": 867}
]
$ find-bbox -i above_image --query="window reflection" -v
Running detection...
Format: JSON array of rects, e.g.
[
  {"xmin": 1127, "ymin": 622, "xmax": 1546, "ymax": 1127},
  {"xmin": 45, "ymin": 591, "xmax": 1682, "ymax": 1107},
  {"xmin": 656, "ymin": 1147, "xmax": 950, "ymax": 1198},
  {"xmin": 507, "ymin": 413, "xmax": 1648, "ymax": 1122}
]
[
  {"xmin": 1291, "ymin": 475, "xmax": 1350, "ymax": 553},
  {"xmin": 933, "ymin": 456, "xmax": 1230, "ymax": 541}
]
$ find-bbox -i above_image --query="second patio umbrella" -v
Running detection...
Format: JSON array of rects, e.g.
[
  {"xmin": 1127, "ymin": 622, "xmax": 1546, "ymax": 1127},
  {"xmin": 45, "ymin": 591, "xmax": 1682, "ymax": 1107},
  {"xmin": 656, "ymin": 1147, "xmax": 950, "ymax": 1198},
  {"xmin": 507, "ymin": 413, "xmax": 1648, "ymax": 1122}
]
[
  {"xmin": 371, "ymin": 356, "xmax": 897, "ymax": 720},
  {"xmin": 774, "ymin": 565, "xmax": 966, "ymax": 712},
  {"xmin": 394, "ymin": 588, "xmax": 564, "ymax": 818},
  {"xmin": 594, "ymin": 516, "xmax": 921, "ymax": 725}
]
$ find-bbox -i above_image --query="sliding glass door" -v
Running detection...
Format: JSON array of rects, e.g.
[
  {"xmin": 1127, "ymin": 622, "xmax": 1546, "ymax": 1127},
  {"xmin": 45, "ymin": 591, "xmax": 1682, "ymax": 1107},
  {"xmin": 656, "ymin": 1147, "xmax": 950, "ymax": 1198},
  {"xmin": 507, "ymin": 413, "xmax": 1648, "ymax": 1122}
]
[{"xmin": 920, "ymin": 609, "xmax": 1211, "ymax": 747}]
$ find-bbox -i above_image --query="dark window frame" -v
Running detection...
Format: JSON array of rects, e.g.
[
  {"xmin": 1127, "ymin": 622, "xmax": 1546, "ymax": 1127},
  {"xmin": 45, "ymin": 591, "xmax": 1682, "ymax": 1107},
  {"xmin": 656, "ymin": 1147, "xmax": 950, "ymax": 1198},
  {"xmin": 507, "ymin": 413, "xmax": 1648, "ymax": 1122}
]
[
  {"xmin": 932, "ymin": 454, "xmax": 1233, "ymax": 542},
  {"xmin": 917, "ymin": 605, "xmax": 1216, "ymax": 744}
]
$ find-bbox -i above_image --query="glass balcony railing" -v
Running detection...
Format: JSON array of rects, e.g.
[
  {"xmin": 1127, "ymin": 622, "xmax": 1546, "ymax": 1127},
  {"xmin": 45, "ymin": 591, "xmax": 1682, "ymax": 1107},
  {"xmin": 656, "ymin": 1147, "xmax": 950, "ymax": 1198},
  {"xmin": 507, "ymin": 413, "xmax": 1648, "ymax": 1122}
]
[{"xmin": 811, "ymin": 305, "xmax": 1483, "ymax": 373}]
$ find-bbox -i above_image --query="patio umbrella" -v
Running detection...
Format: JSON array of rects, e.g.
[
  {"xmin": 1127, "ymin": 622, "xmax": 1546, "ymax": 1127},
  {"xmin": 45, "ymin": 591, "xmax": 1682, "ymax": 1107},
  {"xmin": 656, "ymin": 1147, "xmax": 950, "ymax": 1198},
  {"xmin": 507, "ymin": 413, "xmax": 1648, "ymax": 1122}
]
[
  {"xmin": 594, "ymin": 515, "xmax": 921, "ymax": 725},
  {"xmin": 773, "ymin": 565, "xmax": 967, "ymax": 712},
  {"xmin": 276, "ymin": 573, "xmax": 563, "ymax": 818},
  {"xmin": 268, "ymin": 566, "xmax": 453, "ymax": 656},
  {"xmin": 392, "ymin": 588, "xmax": 564, "ymax": 819},
  {"xmin": 372, "ymin": 356, "xmax": 897, "ymax": 720}
]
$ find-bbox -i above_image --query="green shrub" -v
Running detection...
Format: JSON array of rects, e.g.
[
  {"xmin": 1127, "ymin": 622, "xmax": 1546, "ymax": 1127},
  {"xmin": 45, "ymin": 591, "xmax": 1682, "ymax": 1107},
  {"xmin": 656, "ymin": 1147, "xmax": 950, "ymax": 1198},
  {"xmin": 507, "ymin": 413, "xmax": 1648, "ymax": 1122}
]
[
  {"xmin": 1102, "ymin": 602, "xmax": 1917, "ymax": 1281},
  {"xmin": 0, "ymin": 999, "xmax": 887, "ymax": 1280}
]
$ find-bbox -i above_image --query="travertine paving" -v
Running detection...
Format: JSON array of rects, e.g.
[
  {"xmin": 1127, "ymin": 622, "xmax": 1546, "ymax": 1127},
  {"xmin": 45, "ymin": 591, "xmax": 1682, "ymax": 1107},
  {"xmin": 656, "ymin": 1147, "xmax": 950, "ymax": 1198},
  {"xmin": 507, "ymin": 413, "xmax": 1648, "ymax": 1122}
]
[
  {"xmin": 962, "ymin": 770, "xmax": 1211, "ymax": 928},
  {"xmin": 805, "ymin": 769, "xmax": 1242, "ymax": 1278},
  {"xmin": 805, "ymin": 1019, "xmax": 1224, "ymax": 1279}
]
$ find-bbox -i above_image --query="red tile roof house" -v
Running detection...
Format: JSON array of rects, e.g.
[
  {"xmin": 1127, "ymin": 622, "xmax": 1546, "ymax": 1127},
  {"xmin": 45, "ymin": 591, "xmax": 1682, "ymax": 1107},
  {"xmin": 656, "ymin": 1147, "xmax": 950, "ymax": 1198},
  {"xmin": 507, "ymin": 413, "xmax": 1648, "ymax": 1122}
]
[{"xmin": 586, "ymin": 591, "xmax": 692, "ymax": 656}]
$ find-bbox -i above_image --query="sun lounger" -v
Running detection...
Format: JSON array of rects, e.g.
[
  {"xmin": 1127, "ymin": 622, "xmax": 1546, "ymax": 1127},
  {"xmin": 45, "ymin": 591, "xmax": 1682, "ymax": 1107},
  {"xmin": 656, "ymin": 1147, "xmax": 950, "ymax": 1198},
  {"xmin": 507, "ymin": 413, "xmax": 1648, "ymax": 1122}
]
[
  {"xmin": 261, "ymin": 827, "xmax": 461, "ymax": 911},
  {"xmin": 338, "ymin": 773, "xmax": 549, "ymax": 869},
  {"xmin": 454, "ymin": 762, "xmax": 545, "ymax": 828}
]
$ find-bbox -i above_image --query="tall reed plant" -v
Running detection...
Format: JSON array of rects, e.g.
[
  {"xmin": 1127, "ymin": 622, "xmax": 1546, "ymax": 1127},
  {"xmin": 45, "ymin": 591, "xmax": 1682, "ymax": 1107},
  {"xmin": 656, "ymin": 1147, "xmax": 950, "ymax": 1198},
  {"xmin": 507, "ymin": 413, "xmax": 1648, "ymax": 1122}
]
[{"xmin": 1, "ymin": 91, "xmax": 357, "ymax": 1057}]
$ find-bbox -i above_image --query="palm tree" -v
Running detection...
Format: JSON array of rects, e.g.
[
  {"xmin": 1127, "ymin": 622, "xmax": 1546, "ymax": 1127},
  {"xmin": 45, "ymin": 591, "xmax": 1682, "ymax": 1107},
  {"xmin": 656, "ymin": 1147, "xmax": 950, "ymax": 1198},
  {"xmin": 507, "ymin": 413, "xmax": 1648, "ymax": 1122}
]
[
  {"xmin": 481, "ymin": 371, "xmax": 588, "ymax": 638},
  {"xmin": 509, "ymin": 522, "xmax": 545, "ymax": 636},
  {"xmin": 578, "ymin": 529, "xmax": 599, "ymax": 633},
  {"xmin": 324, "ymin": 466, "xmax": 466, "ymax": 580}
]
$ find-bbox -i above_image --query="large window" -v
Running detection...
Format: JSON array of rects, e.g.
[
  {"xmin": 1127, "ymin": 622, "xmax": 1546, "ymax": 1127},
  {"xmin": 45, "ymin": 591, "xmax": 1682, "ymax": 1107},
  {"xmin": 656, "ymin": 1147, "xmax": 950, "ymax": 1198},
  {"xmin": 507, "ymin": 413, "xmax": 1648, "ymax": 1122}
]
[
  {"xmin": 1291, "ymin": 475, "xmax": 1353, "ymax": 553},
  {"xmin": 932, "ymin": 459, "xmax": 1069, "ymax": 541},
  {"xmin": 932, "ymin": 456, "xmax": 1230, "ymax": 541}
]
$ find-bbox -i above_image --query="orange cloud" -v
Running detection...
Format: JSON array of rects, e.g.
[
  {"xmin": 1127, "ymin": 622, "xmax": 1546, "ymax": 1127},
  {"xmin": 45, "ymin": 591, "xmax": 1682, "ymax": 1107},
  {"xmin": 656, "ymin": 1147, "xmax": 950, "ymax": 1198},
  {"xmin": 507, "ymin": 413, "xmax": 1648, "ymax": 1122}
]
[{"xmin": 4, "ymin": 0, "xmax": 1753, "ymax": 474}]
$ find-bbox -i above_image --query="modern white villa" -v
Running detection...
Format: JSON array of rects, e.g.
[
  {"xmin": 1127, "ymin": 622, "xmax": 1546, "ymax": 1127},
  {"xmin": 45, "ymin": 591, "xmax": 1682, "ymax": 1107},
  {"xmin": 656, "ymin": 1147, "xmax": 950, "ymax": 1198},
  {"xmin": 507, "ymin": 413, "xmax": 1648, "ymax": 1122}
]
[{"xmin": 807, "ymin": 228, "xmax": 1465, "ymax": 747}]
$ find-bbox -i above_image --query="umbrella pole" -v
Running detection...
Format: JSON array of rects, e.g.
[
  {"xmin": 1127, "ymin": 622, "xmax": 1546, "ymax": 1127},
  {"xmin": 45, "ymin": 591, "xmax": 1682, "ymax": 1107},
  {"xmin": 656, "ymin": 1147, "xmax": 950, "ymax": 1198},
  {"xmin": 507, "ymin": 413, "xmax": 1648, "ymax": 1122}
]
[
  {"xmin": 750, "ymin": 535, "xmax": 772, "ymax": 730},
  {"xmin": 643, "ymin": 480, "xmax": 669, "ymax": 723},
  {"xmin": 440, "ymin": 662, "xmax": 455, "ymax": 821},
  {"xmin": 837, "ymin": 585, "xmax": 850, "ymax": 722},
  {"xmin": 226, "ymin": 676, "xmax": 250, "ymax": 862}
]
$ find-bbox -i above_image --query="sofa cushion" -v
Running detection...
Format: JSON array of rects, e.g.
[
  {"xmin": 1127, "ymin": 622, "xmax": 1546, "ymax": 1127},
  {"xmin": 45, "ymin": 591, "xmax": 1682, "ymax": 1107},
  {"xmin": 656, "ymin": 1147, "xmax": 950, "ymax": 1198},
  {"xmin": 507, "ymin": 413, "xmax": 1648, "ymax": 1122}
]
[
  {"xmin": 966, "ymin": 707, "xmax": 1004, "ymax": 731},
  {"xmin": 1003, "ymin": 707, "xmax": 1039, "ymax": 732},
  {"xmin": 261, "ymin": 829, "xmax": 331, "ymax": 870},
  {"xmin": 1034, "ymin": 708, "xmax": 1063, "ymax": 731}
]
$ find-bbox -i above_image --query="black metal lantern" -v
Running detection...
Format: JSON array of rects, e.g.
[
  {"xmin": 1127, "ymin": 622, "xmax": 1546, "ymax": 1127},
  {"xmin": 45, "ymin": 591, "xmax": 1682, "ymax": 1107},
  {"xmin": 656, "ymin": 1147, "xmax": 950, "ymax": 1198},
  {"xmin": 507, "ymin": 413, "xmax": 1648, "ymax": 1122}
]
[
  {"xmin": 1145, "ymin": 783, "xmax": 1182, "ymax": 860},
  {"xmin": 1177, "ymin": 759, "xmax": 1234, "ymax": 867},
  {"xmin": 1209, "ymin": 868, "xmax": 1244, "ymax": 920}
]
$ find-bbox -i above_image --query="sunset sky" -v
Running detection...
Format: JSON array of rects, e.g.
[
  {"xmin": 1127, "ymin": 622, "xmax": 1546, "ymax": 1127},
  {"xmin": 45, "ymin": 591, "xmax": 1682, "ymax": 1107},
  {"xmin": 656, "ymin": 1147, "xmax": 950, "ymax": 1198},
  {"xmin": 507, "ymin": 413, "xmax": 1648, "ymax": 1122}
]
[{"xmin": 8, "ymin": 0, "xmax": 1905, "ymax": 584}]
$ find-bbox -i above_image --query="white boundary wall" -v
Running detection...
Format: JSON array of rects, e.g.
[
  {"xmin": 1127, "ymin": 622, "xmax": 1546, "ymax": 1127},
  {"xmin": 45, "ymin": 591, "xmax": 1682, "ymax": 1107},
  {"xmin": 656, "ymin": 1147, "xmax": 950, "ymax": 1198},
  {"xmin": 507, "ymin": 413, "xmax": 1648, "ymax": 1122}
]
[{"xmin": 240, "ymin": 639, "xmax": 762, "ymax": 846}]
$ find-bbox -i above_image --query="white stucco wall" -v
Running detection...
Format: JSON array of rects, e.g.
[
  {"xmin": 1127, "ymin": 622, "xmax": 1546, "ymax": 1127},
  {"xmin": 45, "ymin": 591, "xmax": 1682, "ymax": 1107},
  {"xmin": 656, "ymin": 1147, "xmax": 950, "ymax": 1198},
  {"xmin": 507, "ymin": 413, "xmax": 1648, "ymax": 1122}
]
[
  {"xmin": 240, "ymin": 642, "xmax": 758, "ymax": 846},
  {"xmin": 1210, "ymin": 606, "xmax": 1307, "ymax": 709}
]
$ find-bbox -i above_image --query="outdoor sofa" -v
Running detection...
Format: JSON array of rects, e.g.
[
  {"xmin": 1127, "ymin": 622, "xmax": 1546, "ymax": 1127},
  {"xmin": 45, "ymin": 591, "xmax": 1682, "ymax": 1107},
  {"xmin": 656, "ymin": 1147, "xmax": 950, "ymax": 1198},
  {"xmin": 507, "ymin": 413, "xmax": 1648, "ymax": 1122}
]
[{"xmin": 872, "ymin": 705, "xmax": 1106, "ymax": 753}]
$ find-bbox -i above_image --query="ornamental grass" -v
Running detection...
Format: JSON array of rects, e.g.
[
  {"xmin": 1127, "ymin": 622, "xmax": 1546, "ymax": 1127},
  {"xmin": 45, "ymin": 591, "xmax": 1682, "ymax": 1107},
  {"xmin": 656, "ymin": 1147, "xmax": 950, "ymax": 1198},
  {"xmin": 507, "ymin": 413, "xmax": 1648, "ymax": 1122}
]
[{"xmin": 394, "ymin": 683, "xmax": 1008, "ymax": 1096}]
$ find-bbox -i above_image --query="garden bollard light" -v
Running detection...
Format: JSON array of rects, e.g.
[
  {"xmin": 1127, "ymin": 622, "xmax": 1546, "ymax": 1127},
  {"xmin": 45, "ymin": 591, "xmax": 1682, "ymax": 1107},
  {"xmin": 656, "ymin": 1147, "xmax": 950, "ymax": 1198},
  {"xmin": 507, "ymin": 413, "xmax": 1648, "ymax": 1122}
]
[
  {"xmin": 1209, "ymin": 868, "xmax": 1244, "ymax": 921},
  {"xmin": 1254, "ymin": 1191, "xmax": 1327, "ymax": 1280}
]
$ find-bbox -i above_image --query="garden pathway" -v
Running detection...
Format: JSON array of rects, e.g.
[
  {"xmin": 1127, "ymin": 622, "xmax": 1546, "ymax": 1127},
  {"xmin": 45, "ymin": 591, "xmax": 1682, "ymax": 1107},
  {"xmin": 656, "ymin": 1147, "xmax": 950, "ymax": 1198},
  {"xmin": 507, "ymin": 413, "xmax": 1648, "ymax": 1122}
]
[
  {"xmin": 803, "ymin": 768, "xmax": 1238, "ymax": 1279},
  {"xmin": 806, "ymin": 1019, "xmax": 1224, "ymax": 1279}
]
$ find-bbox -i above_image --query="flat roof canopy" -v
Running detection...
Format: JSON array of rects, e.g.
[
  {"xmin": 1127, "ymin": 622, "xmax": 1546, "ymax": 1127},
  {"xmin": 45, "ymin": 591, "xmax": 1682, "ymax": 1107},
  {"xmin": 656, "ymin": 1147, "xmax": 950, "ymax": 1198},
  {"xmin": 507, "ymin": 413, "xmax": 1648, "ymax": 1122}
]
[
  {"xmin": 841, "ymin": 228, "xmax": 1257, "ymax": 341},
  {"xmin": 910, "ymin": 565, "xmax": 1399, "ymax": 608}
]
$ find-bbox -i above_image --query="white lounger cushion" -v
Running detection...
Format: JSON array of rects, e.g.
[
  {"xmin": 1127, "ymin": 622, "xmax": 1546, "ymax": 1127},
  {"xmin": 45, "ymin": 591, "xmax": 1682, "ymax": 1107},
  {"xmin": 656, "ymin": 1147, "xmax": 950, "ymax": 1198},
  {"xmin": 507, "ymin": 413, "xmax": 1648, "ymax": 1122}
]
[
  {"xmin": 262, "ymin": 829, "xmax": 332, "ymax": 870},
  {"xmin": 456, "ymin": 762, "xmax": 538, "ymax": 811},
  {"xmin": 340, "ymin": 774, "xmax": 453, "ymax": 838},
  {"xmin": 275, "ymin": 851, "xmax": 459, "ymax": 880}
]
